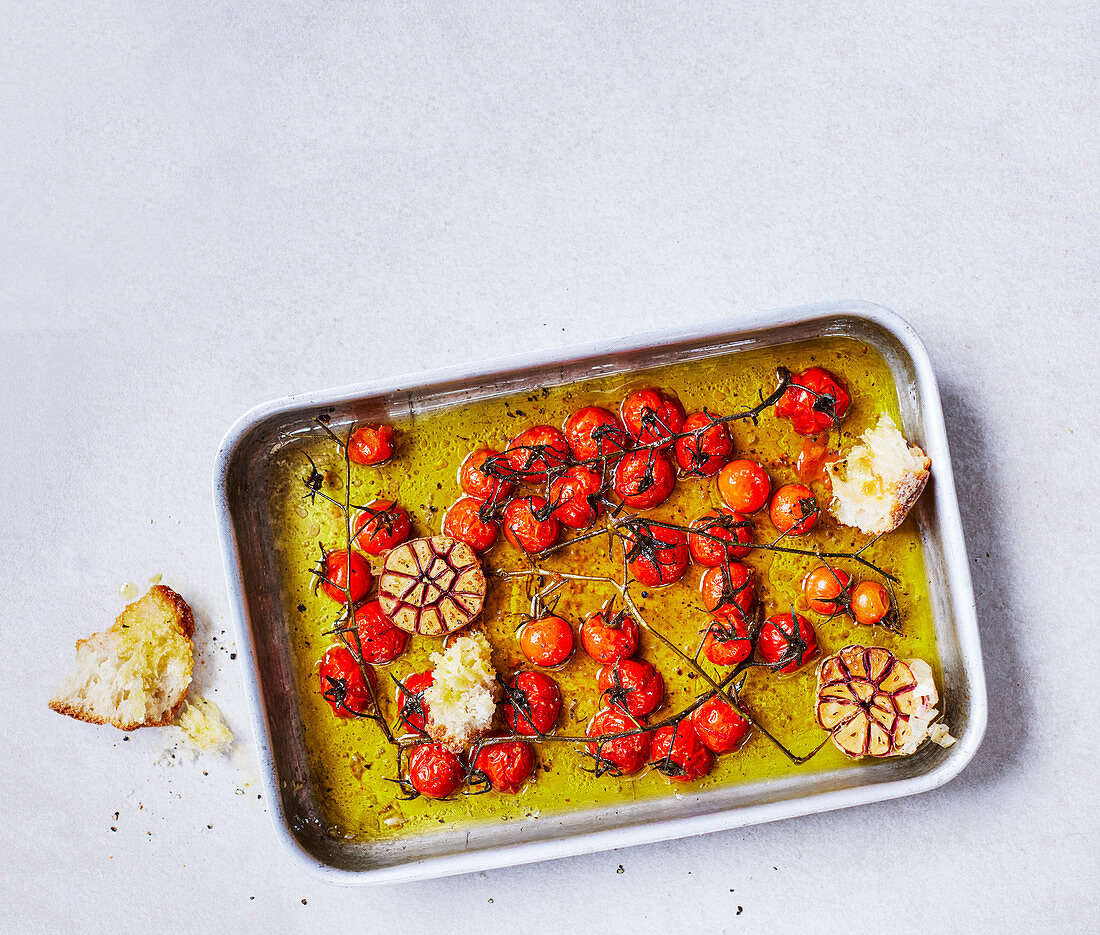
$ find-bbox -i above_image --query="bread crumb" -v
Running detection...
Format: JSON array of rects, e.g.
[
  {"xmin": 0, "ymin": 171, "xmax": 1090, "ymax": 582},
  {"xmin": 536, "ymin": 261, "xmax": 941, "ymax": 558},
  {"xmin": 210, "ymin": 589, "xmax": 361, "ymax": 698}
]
[{"xmin": 170, "ymin": 696, "xmax": 234, "ymax": 755}]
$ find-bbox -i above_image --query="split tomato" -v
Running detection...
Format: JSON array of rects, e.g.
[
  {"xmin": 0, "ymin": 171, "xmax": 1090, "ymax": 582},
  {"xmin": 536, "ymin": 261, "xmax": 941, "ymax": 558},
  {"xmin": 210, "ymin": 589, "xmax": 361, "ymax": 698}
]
[
  {"xmin": 620, "ymin": 387, "xmax": 686, "ymax": 450},
  {"xmin": 319, "ymin": 645, "xmax": 375, "ymax": 718},
  {"xmin": 597, "ymin": 658, "xmax": 665, "ymax": 717},
  {"xmin": 586, "ymin": 707, "xmax": 651, "ymax": 776},
  {"xmin": 774, "ymin": 367, "xmax": 851, "ymax": 436},
  {"xmin": 564, "ymin": 406, "xmax": 629, "ymax": 461},
  {"xmin": 348, "ymin": 423, "xmax": 395, "ymax": 465},
  {"xmin": 613, "ymin": 450, "xmax": 676, "ymax": 508}
]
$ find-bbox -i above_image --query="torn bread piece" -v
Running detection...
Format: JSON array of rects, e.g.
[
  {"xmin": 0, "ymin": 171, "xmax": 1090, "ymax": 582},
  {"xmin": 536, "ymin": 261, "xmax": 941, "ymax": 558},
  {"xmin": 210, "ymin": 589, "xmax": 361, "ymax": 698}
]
[
  {"xmin": 172, "ymin": 696, "xmax": 234, "ymax": 754},
  {"xmin": 50, "ymin": 585, "xmax": 194, "ymax": 730},
  {"xmin": 423, "ymin": 630, "xmax": 501, "ymax": 751},
  {"xmin": 825, "ymin": 412, "xmax": 931, "ymax": 535}
]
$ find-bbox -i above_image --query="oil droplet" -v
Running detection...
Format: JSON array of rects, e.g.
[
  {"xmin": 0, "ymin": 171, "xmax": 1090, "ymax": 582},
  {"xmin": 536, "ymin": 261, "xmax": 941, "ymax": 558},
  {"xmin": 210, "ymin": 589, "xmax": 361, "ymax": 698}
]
[
  {"xmin": 294, "ymin": 504, "xmax": 308, "ymax": 518},
  {"xmin": 119, "ymin": 582, "xmax": 139, "ymax": 600},
  {"xmin": 148, "ymin": 573, "xmax": 162, "ymax": 585},
  {"xmin": 306, "ymin": 522, "xmax": 320, "ymax": 537}
]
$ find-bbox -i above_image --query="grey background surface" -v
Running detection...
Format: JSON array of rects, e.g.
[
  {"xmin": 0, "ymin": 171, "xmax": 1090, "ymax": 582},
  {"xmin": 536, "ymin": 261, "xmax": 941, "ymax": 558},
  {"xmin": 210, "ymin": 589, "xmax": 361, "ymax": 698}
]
[{"xmin": 2, "ymin": 2, "xmax": 1097, "ymax": 932}]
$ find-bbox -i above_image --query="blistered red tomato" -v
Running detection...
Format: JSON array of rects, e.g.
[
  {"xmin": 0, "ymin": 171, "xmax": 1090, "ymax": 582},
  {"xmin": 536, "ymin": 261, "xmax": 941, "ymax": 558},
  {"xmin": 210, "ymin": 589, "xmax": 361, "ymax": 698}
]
[
  {"xmin": 502, "ymin": 496, "xmax": 560, "ymax": 553},
  {"xmin": 674, "ymin": 413, "xmax": 733, "ymax": 476},
  {"xmin": 503, "ymin": 671, "xmax": 561, "ymax": 736},
  {"xmin": 442, "ymin": 496, "xmax": 499, "ymax": 552},
  {"xmin": 802, "ymin": 565, "xmax": 852, "ymax": 616},
  {"xmin": 620, "ymin": 387, "xmax": 686, "ymax": 450},
  {"xmin": 504, "ymin": 425, "xmax": 571, "ymax": 484},
  {"xmin": 564, "ymin": 406, "xmax": 629, "ymax": 461},
  {"xmin": 352, "ymin": 600, "xmax": 409, "ymax": 665},
  {"xmin": 459, "ymin": 448, "xmax": 515, "ymax": 502},
  {"xmin": 613, "ymin": 450, "xmax": 676, "ymax": 508},
  {"xmin": 701, "ymin": 617, "xmax": 752, "ymax": 666},
  {"xmin": 597, "ymin": 658, "xmax": 664, "ymax": 717},
  {"xmin": 395, "ymin": 669, "xmax": 434, "ymax": 733},
  {"xmin": 586, "ymin": 707, "xmax": 651, "ymax": 775},
  {"xmin": 687, "ymin": 508, "xmax": 753, "ymax": 565},
  {"xmin": 548, "ymin": 465, "xmax": 604, "ymax": 528},
  {"xmin": 353, "ymin": 499, "xmax": 412, "ymax": 554},
  {"xmin": 774, "ymin": 367, "xmax": 851, "ymax": 436},
  {"xmin": 319, "ymin": 549, "xmax": 372, "ymax": 604},
  {"xmin": 580, "ymin": 610, "xmax": 640, "ymax": 664},
  {"xmin": 348, "ymin": 423, "xmax": 395, "ymax": 465},
  {"xmin": 851, "ymin": 580, "xmax": 892, "ymax": 625},
  {"xmin": 690, "ymin": 695, "xmax": 750, "ymax": 754},
  {"xmin": 623, "ymin": 523, "xmax": 689, "ymax": 587},
  {"xmin": 408, "ymin": 743, "xmax": 464, "ymax": 799},
  {"xmin": 650, "ymin": 721, "xmax": 714, "ymax": 782},
  {"xmin": 759, "ymin": 612, "xmax": 819, "ymax": 673},
  {"xmin": 472, "ymin": 737, "xmax": 536, "ymax": 794},
  {"xmin": 717, "ymin": 459, "xmax": 772, "ymax": 514},
  {"xmin": 770, "ymin": 484, "xmax": 819, "ymax": 535},
  {"xmin": 699, "ymin": 561, "xmax": 756, "ymax": 621},
  {"xmin": 519, "ymin": 614, "xmax": 574, "ymax": 667},
  {"xmin": 319, "ymin": 644, "xmax": 375, "ymax": 718}
]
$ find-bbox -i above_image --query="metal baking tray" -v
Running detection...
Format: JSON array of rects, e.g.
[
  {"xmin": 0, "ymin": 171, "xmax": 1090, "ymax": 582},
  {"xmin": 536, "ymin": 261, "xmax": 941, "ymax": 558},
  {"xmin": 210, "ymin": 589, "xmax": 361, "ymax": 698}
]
[{"xmin": 214, "ymin": 300, "xmax": 986, "ymax": 884}]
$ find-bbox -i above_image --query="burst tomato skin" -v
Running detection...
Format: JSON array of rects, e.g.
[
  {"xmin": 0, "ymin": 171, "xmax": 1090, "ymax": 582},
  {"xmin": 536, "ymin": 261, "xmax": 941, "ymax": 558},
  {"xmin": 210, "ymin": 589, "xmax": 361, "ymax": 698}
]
[
  {"xmin": 774, "ymin": 367, "xmax": 851, "ymax": 436},
  {"xmin": 395, "ymin": 670, "xmax": 434, "ymax": 732},
  {"xmin": 674, "ymin": 413, "xmax": 733, "ymax": 476},
  {"xmin": 519, "ymin": 614, "xmax": 575, "ymax": 667},
  {"xmin": 548, "ymin": 465, "xmax": 604, "ymax": 528},
  {"xmin": 650, "ymin": 721, "xmax": 714, "ymax": 782},
  {"xmin": 408, "ymin": 743, "xmax": 464, "ymax": 799},
  {"xmin": 459, "ymin": 448, "xmax": 515, "ymax": 502},
  {"xmin": 564, "ymin": 406, "xmax": 629, "ymax": 461},
  {"xmin": 504, "ymin": 425, "xmax": 572, "ymax": 484},
  {"xmin": 770, "ymin": 484, "xmax": 819, "ymax": 535},
  {"xmin": 473, "ymin": 737, "xmax": 536, "ymax": 794},
  {"xmin": 503, "ymin": 671, "xmax": 562, "ymax": 735},
  {"xmin": 759, "ymin": 612, "xmax": 819, "ymax": 673},
  {"xmin": 586, "ymin": 707, "xmax": 651, "ymax": 775},
  {"xmin": 702, "ymin": 617, "xmax": 752, "ymax": 666},
  {"xmin": 597, "ymin": 658, "xmax": 665, "ymax": 717},
  {"xmin": 687, "ymin": 508, "xmax": 753, "ymax": 565},
  {"xmin": 624, "ymin": 524, "xmax": 689, "ymax": 587},
  {"xmin": 353, "ymin": 499, "xmax": 412, "ymax": 554},
  {"xmin": 620, "ymin": 387, "xmax": 686, "ymax": 450},
  {"xmin": 348, "ymin": 423, "xmax": 395, "ymax": 465},
  {"xmin": 802, "ymin": 565, "xmax": 852, "ymax": 615},
  {"xmin": 442, "ymin": 496, "xmax": 499, "ymax": 552},
  {"xmin": 851, "ymin": 580, "xmax": 891, "ymax": 625},
  {"xmin": 353, "ymin": 600, "xmax": 409, "ymax": 664},
  {"xmin": 717, "ymin": 459, "xmax": 772, "ymax": 514},
  {"xmin": 502, "ymin": 496, "xmax": 560, "ymax": 553},
  {"xmin": 699, "ymin": 561, "xmax": 756, "ymax": 621},
  {"xmin": 319, "ymin": 645, "xmax": 375, "ymax": 718},
  {"xmin": 580, "ymin": 611, "xmax": 640, "ymax": 664},
  {"xmin": 320, "ymin": 549, "xmax": 372, "ymax": 604},
  {"xmin": 613, "ymin": 450, "xmax": 676, "ymax": 508},
  {"xmin": 690, "ymin": 695, "xmax": 750, "ymax": 754}
]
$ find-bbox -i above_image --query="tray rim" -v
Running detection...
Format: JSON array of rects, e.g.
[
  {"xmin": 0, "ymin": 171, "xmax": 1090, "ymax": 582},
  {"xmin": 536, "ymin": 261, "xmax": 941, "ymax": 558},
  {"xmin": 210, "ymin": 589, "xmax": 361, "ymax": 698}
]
[{"xmin": 213, "ymin": 299, "xmax": 987, "ymax": 885}]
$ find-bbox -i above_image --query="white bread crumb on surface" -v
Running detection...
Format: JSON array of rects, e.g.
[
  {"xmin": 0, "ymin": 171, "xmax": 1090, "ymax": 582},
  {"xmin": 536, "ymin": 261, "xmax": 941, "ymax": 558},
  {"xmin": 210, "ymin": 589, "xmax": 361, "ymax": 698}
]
[
  {"xmin": 171, "ymin": 696, "xmax": 234, "ymax": 754},
  {"xmin": 826, "ymin": 412, "xmax": 931, "ymax": 535},
  {"xmin": 423, "ymin": 631, "xmax": 500, "ymax": 751},
  {"xmin": 50, "ymin": 585, "xmax": 194, "ymax": 731}
]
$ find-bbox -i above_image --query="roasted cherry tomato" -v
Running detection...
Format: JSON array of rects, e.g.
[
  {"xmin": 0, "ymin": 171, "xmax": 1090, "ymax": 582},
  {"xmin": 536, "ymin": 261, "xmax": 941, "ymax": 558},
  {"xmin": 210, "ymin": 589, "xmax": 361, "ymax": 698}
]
[
  {"xmin": 319, "ymin": 644, "xmax": 375, "ymax": 718},
  {"xmin": 774, "ymin": 367, "xmax": 851, "ymax": 436},
  {"xmin": 699, "ymin": 561, "xmax": 755, "ymax": 621},
  {"xmin": 319, "ymin": 549, "xmax": 372, "ymax": 604},
  {"xmin": 701, "ymin": 617, "xmax": 752, "ymax": 666},
  {"xmin": 770, "ymin": 484, "xmax": 819, "ymax": 535},
  {"xmin": 850, "ymin": 580, "xmax": 891, "ymax": 625},
  {"xmin": 564, "ymin": 406, "xmax": 629, "ymax": 461},
  {"xmin": 674, "ymin": 412, "xmax": 733, "ymax": 476},
  {"xmin": 442, "ymin": 496, "xmax": 499, "ymax": 552},
  {"xmin": 690, "ymin": 695, "xmax": 750, "ymax": 754},
  {"xmin": 504, "ymin": 425, "xmax": 571, "ymax": 484},
  {"xmin": 802, "ymin": 565, "xmax": 852, "ymax": 616},
  {"xmin": 503, "ymin": 671, "xmax": 561, "ymax": 736},
  {"xmin": 519, "ymin": 614, "xmax": 575, "ymax": 667},
  {"xmin": 348, "ymin": 423, "xmax": 395, "ymax": 465},
  {"xmin": 613, "ymin": 450, "xmax": 676, "ymax": 508},
  {"xmin": 620, "ymin": 387, "xmax": 686, "ymax": 450},
  {"xmin": 548, "ymin": 465, "xmax": 604, "ymax": 528},
  {"xmin": 408, "ymin": 743, "xmax": 464, "ymax": 799},
  {"xmin": 458, "ymin": 448, "xmax": 515, "ymax": 502},
  {"xmin": 472, "ymin": 737, "xmax": 536, "ymax": 794},
  {"xmin": 353, "ymin": 499, "xmax": 412, "ymax": 554},
  {"xmin": 597, "ymin": 658, "xmax": 664, "ymax": 717},
  {"xmin": 586, "ymin": 707, "xmax": 651, "ymax": 775},
  {"xmin": 623, "ymin": 522, "xmax": 689, "ymax": 587},
  {"xmin": 580, "ymin": 610, "xmax": 640, "ymax": 664},
  {"xmin": 717, "ymin": 459, "xmax": 772, "ymax": 514},
  {"xmin": 687, "ymin": 508, "xmax": 753, "ymax": 565},
  {"xmin": 395, "ymin": 669, "xmax": 434, "ymax": 733},
  {"xmin": 353, "ymin": 600, "xmax": 409, "ymax": 665},
  {"xmin": 759, "ymin": 612, "xmax": 819, "ymax": 673},
  {"xmin": 650, "ymin": 721, "xmax": 713, "ymax": 783},
  {"xmin": 502, "ymin": 495, "xmax": 560, "ymax": 553}
]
